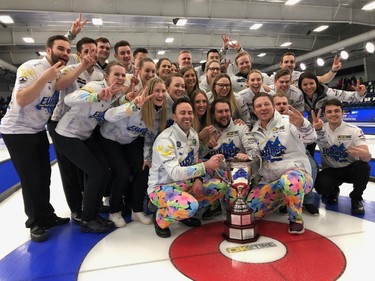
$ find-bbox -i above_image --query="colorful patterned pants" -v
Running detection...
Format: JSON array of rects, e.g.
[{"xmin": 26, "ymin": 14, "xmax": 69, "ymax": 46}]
[
  {"xmin": 228, "ymin": 169, "xmax": 312, "ymax": 223},
  {"xmin": 149, "ymin": 178, "xmax": 227, "ymax": 229}
]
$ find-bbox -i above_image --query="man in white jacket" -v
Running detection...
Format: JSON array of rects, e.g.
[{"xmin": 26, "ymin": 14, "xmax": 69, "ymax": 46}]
[
  {"xmin": 147, "ymin": 97, "xmax": 227, "ymax": 238},
  {"xmin": 312, "ymin": 99, "xmax": 371, "ymax": 214},
  {"xmin": 237, "ymin": 92, "xmax": 317, "ymax": 234}
]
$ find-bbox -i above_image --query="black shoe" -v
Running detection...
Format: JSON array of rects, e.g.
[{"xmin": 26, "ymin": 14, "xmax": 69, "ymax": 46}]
[
  {"xmin": 30, "ymin": 226, "xmax": 48, "ymax": 242},
  {"xmin": 327, "ymin": 191, "xmax": 339, "ymax": 204},
  {"xmin": 351, "ymin": 200, "xmax": 365, "ymax": 215},
  {"xmin": 180, "ymin": 218, "xmax": 201, "ymax": 227},
  {"xmin": 153, "ymin": 214, "xmax": 171, "ymax": 238},
  {"xmin": 278, "ymin": 205, "xmax": 288, "ymax": 215},
  {"xmin": 304, "ymin": 204, "xmax": 319, "ymax": 215},
  {"xmin": 95, "ymin": 215, "xmax": 115, "ymax": 228},
  {"xmin": 43, "ymin": 215, "xmax": 70, "ymax": 230},
  {"xmin": 202, "ymin": 205, "xmax": 222, "ymax": 220},
  {"xmin": 80, "ymin": 219, "xmax": 112, "ymax": 233},
  {"xmin": 71, "ymin": 212, "xmax": 82, "ymax": 225}
]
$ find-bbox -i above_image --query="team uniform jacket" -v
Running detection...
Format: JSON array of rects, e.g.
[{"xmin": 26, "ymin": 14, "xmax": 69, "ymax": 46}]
[
  {"xmin": 1, "ymin": 57, "xmax": 58, "ymax": 134},
  {"xmin": 101, "ymin": 101, "xmax": 162, "ymax": 161},
  {"xmin": 251, "ymin": 111, "xmax": 316, "ymax": 182},
  {"xmin": 52, "ymin": 63, "xmax": 103, "ymax": 122},
  {"xmin": 202, "ymin": 119, "xmax": 258, "ymax": 160},
  {"xmin": 316, "ymin": 121, "xmax": 368, "ymax": 169},
  {"xmin": 269, "ymin": 84, "xmax": 304, "ymax": 112},
  {"xmin": 55, "ymin": 80, "xmax": 121, "ymax": 140},
  {"xmin": 147, "ymin": 123, "xmax": 206, "ymax": 193}
]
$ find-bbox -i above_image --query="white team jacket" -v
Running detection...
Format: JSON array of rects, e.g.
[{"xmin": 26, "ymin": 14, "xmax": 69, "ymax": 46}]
[
  {"xmin": 147, "ymin": 123, "xmax": 206, "ymax": 193},
  {"xmin": 251, "ymin": 111, "xmax": 316, "ymax": 182}
]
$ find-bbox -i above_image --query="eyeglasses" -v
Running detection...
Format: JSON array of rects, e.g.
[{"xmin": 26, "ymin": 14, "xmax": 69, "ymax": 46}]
[
  {"xmin": 208, "ymin": 67, "xmax": 221, "ymax": 71},
  {"xmin": 216, "ymin": 83, "xmax": 231, "ymax": 89}
]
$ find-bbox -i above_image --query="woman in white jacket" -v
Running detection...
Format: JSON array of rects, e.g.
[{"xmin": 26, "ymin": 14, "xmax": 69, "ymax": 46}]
[
  {"xmin": 53, "ymin": 61, "xmax": 125, "ymax": 233},
  {"xmin": 98, "ymin": 77, "xmax": 167, "ymax": 227}
]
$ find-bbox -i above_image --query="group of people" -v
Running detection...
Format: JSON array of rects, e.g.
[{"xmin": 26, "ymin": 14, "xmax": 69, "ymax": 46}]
[{"xmin": 0, "ymin": 13, "xmax": 371, "ymax": 242}]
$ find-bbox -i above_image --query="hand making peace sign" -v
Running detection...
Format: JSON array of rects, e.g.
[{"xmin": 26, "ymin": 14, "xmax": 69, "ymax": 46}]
[
  {"xmin": 133, "ymin": 86, "xmax": 154, "ymax": 108},
  {"xmin": 352, "ymin": 80, "xmax": 367, "ymax": 96},
  {"xmin": 98, "ymin": 80, "xmax": 123, "ymax": 101},
  {"xmin": 311, "ymin": 108, "xmax": 323, "ymax": 131}
]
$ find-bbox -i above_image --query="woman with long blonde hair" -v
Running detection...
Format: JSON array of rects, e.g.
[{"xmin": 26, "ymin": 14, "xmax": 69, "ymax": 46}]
[{"xmin": 98, "ymin": 77, "xmax": 167, "ymax": 227}]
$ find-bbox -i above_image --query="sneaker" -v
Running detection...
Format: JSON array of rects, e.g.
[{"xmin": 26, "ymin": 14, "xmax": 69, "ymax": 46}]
[
  {"xmin": 278, "ymin": 205, "xmax": 288, "ymax": 215},
  {"xmin": 43, "ymin": 215, "xmax": 70, "ymax": 230},
  {"xmin": 180, "ymin": 218, "xmax": 201, "ymax": 227},
  {"xmin": 153, "ymin": 214, "xmax": 171, "ymax": 238},
  {"xmin": 109, "ymin": 211, "xmax": 127, "ymax": 228},
  {"xmin": 288, "ymin": 221, "xmax": 305, "ymax": 234},
  {"xmin": 71, "ymin": 212, "xmax": 82, "ymax": 225},
  {"xmin": 351, "ymin": 200, "xmax": 365, "ymax": 215},
  {"xmin": 30, "ymin": 226, "xmax": 48, "ymax": 242},
  {"xmin": 131, "ymin": 211, "xmax": 152, "ymax": 225},
  {"xmin": 202, "ymin": 205, "xmax": 222, "ymax": 220},
  {"xmin": 304, "ymin": 204, "xmax": 319, "ymax": 216},
  {"xmin": 80, "ymin": 218, "xmax": 113, "ymax": 233}
]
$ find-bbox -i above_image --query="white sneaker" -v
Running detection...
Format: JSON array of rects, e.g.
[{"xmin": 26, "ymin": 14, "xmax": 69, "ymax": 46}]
[
  {"xmin": 109, "ymin": 211, "xmax": 126, "ymax": 228},
  {"xmin": 103, "ymin": 196, "xmax": 110, "ymax": 207},
  {"xmin": 131, "ymin": 211, "xmax": 152, "ymax": 225}
]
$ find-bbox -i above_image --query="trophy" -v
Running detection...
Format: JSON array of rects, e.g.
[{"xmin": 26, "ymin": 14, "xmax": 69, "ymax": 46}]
[{"xmin": 220, "ymin": 157, "xmax": 261, "ymax": 244}]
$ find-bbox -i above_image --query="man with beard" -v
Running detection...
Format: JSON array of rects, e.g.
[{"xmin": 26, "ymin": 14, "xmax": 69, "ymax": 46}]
[
  {"xmin": 148, "ymin": 97, "xmax": 227, "ymax": 238},
  {"xmin": 200, "ymin": 99, "xmax": 258, "ymax": 220},
  {"xmin": 231, "ymin": 51, "xmax": 269, "ymax": 93},
  {"xmin": 0, "ymin": 35, "xmax": 71, "ymax": 242},
  {"xmin": 48, "ymin": 37, "xmax": 103, "ymax": 224}
]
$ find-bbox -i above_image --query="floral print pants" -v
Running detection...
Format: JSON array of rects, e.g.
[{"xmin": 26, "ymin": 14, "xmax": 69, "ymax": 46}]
[{"xmin": 149, "ymin": 178, "xmax": 227, "ymax": 229}]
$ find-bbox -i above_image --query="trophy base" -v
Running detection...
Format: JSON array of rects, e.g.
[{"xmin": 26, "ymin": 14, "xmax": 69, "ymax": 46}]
[
  {"xmin": 222, "ymin": 233, "xmax": 260, "ymax": 244},
  {"xmin": 223, "ymin": 221, "xmax": 260, "ymax": 244}
]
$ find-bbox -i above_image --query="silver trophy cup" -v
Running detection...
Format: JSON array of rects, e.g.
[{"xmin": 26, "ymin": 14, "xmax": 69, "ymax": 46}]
[{"xmin": 222, "ymin": 157, "xmax": 261, "ymax": 243}]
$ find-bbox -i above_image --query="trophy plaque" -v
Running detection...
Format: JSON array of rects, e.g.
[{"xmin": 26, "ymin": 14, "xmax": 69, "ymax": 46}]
[{"xmin": 222, "ymin": 158, "xmax": 260, "ymax": 244}]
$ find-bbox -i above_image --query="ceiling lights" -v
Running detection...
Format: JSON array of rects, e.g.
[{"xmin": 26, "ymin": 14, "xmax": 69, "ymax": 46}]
[
  {"xmin": 280, "ymin": 42, "xmax": 292, "ymax": 47},
  {"xmin": 340, "ymin": 50, "xmax": 349, "ymax": 60},
  {"xmin": 313, "ymin": 25, "xmax": 329, "ymax": 32},
  {"xmin": 299, "ymin": 63, "xmax": 306, "ymax": 70},
  {"xmin": 165, "ymin": 37, "xmax": 174, "ymax": 43},
  {"xmin": 92, "ymin": 18, "xmax": 103, "ymax": 26},
  {"xmin": 157, "ymin": 50, "xmax": 166, "ymax": 55},
  {"xmin": 317, "ymin": 58, "xmax": 325, "ymax": 66},
  {"xmin": 250, "ymin": 23, "xmax": 263, "ymax": 30},
  {"xmin": 362, "ymin": 1, "xmax": 375, "ymax": 11},
  {"xmin": 23, "ymin": 37, "xmax": 35, "ymax": 43},
  {"xmin": 0, "ymin": 15, "xmax": 14, "ymax": 24},
  {"xmin": 366, "ymin": 42, "xmax": 375, "ymax": 53},
  {"xmin": 285, "ymin": 0, "xmax": 301, "ymax": 6},
  {"xmin": 257, "ymin": 53, "xmax": 266, "ymax": 57}
]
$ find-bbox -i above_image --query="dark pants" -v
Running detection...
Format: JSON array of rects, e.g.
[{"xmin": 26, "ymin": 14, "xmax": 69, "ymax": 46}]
[
  {"xmin": 98, "ymin": 134, "xmax": 148, "ymax": 213},
  {"xmin": 48, "ymin": 121, "xmax": 83, "ymax": 214},
  {"xmin": 2, "ymin": 131, "xmax": 55, "ymax": 228},
  {"xmin": 52, "ymin": 132, "xmax": 110, "ymax": 221},
  {"xmin": 315, "ymin": 160, "xmax": 370, "ymax": 201}
]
